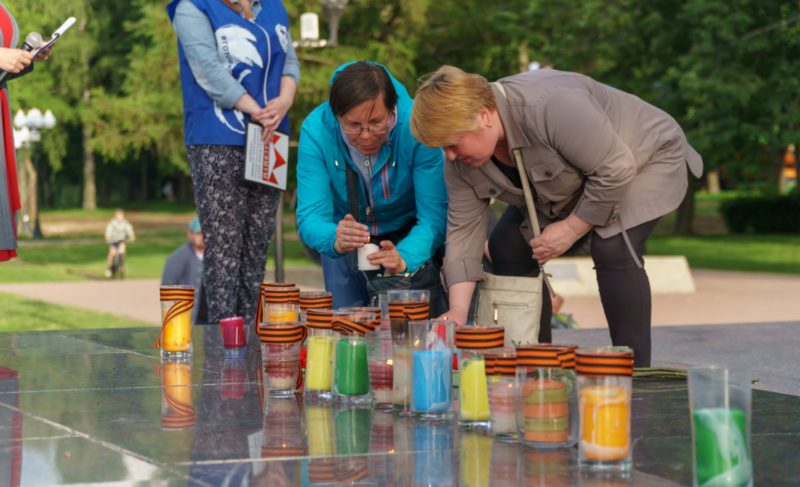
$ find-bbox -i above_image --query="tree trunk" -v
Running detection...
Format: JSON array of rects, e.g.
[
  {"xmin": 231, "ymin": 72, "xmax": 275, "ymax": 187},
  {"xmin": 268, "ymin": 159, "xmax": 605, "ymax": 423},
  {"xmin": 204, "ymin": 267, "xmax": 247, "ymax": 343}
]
[
  {"xmin": 81, "ymin": 116, "xmax": 97, "ymax": 210},
  {"xmin": 673, "ymin": 176, "xmax": 699, "ymax": 235}
]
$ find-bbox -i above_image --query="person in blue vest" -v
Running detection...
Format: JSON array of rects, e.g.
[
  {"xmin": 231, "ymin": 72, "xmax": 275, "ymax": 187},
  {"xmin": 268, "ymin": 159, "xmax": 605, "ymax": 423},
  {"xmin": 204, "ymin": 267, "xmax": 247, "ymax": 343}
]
[
  {"xmin": 296, "ymin": 61, "xmax": 447, "ymax": 308},
  {"xmin": 167, "ymin": 0, "xmax": 299, "ymax": 327}
]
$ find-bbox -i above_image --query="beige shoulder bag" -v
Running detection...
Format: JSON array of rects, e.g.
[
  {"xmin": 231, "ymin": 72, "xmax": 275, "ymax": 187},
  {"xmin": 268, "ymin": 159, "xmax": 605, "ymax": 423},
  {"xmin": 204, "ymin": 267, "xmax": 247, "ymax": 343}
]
[{"xmin": 475, "ymin": 83, "xmax": 552, "ymax": 346}]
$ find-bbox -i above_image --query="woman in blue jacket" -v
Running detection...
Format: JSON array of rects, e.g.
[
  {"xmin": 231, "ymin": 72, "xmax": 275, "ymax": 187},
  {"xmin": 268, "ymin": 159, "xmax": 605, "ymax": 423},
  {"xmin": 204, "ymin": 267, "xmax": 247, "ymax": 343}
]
[{"xmin": 296, "ymin": 62, "xmax": 447, "ymax": 308}]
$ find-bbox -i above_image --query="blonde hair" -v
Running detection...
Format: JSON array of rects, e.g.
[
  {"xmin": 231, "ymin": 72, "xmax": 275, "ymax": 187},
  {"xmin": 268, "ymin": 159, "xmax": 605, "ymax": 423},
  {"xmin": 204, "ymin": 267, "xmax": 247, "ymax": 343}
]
[{"xmin": 411, "ymin": 65, "xmax": 496, "ymax": 148}]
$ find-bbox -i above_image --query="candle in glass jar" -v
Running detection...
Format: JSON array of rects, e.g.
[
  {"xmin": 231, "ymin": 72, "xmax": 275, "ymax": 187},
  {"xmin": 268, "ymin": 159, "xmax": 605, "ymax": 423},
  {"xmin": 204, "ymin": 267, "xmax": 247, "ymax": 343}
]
[
  {"xmin": 305, "ymin": 335, "xmax": 334, "ymax": 392},
  {"xmin": 370, "ymin": 359, "xmax": 393, "ymax": 405},
  {"xmin": 460, "ymin": 358, "xmax": 490, "ymax": 421},
  {"xmin": 334, "ymin": 338, "xmax": 369, "ymax": 396},
  {"xmin": 579, "ymin": 385, "xmax": 630, "ymax": 461},
  {"xmin": 412, "ymin": 350, "xmax": 452, "ymax": 414},
  {"xmin": 268, "ymin": 309, "xmax": 298, "ymax": 322},
  {"xmin": 162, "ymin": 310, "xmax": 191, "ymax": 352},
  {"xmin": 522, "ymin": 378, "xmax": 569, "ymax": 443}
]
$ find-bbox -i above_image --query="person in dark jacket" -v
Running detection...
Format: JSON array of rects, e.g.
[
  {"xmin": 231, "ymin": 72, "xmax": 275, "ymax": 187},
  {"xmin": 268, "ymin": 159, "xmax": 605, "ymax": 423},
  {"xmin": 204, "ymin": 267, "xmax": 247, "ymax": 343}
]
[{"xmin": 162, "ymin": 216, "xmax": 207, "ymax": 324}]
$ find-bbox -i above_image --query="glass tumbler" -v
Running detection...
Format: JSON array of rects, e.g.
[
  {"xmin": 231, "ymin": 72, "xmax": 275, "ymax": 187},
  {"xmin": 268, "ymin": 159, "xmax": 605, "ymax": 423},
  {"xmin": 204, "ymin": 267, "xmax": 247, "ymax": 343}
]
[
  {"xmin": 388, "ymin": 290, "xmax": 430, "ymax": 414},
  {"xmin": 410, "ymin": 320, "xmax": 453, "ymax": 419},
  {"xmin": 304, "ymin": 308, "xmax": 335, "ymax": 400},
  {"xmin": 259, "ymin": 321, "xmax": 306, "ymax": 396},
  {"xmin": 332, "ymin": 311, "xmax": 376, "ymax": 405},
  {"xmin": 158, "ymin": 285, "xmax": 194, "ymax": 359},
  {"xmin": 576, "ymin": 347, "xmax": 634, "ymax": 472}
]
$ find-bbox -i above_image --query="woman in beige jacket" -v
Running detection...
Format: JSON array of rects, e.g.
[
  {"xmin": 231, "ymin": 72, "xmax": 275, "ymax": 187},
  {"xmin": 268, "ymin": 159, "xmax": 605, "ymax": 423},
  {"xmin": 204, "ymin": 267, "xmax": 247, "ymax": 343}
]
[{"xmin": 410, "ymin": 66, "xmax": 702, "ymax": 367}]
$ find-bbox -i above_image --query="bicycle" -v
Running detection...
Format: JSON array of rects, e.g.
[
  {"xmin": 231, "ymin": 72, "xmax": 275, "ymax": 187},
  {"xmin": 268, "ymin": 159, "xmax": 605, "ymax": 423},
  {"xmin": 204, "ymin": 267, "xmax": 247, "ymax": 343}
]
[{"xmin": 107, "ymin": 241, "xmax": 127, "ymax": 279}]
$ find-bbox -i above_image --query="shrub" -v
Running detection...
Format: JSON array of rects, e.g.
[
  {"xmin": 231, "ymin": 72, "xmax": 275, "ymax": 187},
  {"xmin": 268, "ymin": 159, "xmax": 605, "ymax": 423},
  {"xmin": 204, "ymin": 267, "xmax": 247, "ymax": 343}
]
[{"xmin": 720, "ymin": 193, "xmax": 800, "ymax": 233}]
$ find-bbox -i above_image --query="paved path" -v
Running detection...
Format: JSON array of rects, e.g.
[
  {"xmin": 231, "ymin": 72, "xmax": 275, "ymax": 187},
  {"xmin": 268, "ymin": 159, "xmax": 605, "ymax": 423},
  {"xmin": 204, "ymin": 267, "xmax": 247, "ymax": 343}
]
[{"xmin": 1, "ymin": 268, "xmax": 798, "ymax": 328}]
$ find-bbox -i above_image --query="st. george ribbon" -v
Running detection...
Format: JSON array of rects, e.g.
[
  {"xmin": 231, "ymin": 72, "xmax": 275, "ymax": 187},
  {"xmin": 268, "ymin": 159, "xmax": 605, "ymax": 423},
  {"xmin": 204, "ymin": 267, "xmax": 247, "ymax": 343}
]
[{"xmin": 0, "ymin": 32, "xmax": 42, "ymax": 83}]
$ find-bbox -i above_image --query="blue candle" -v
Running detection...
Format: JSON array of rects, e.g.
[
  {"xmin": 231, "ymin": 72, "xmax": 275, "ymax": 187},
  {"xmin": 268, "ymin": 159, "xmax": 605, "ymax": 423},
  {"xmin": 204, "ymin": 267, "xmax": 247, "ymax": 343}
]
[{"xmin": 412, "ymin": 349, "xmax": 452, "ymax": 414}]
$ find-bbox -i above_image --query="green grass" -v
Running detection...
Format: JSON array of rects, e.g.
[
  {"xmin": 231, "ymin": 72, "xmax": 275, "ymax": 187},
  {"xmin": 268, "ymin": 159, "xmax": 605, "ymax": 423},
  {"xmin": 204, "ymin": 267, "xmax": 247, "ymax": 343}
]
[
  {"xmin": 0, "ymin": 292, "xmax": 155, "ymax": 332},
  {"xmin": 648, "ymin": 234, "xmax": 800, "ymax": 274},
  {"xmin": 2, "ymin": 228, "xmax": 315, "ymax": 283}
]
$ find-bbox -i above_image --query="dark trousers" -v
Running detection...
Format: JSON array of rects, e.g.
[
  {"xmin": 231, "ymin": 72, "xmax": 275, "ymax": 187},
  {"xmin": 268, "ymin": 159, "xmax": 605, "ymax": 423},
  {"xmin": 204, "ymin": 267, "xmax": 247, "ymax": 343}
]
[
  {"xmin": 188, "ymin": 145, "xmax": 280, "ymax": 328},
  {"xmin": 488, "ymin": 206, "xmax": 658, "ymax": 366}
]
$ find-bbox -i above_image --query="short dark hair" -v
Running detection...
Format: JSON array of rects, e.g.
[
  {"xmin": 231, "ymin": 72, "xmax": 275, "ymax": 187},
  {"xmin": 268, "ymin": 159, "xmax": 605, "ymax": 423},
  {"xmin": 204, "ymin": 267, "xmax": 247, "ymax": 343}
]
[{"xmin": 329, "ymin": 62, "xmax": 398, "ymax": 118}]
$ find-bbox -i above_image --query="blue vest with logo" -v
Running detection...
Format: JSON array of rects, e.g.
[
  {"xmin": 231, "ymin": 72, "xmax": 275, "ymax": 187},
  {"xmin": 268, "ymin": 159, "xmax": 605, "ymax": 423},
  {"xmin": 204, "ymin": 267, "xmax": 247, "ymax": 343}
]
[{"xmin": 167, "ymin": 0, "xmax": 290, "ymax": 146}]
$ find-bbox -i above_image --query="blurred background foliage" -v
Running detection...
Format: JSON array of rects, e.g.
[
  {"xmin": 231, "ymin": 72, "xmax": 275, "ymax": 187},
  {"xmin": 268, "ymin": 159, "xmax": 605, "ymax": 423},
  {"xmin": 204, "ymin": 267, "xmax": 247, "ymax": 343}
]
[{"xmin": 5, "ymin": 0, "xmax": 800, "ymax": 230}]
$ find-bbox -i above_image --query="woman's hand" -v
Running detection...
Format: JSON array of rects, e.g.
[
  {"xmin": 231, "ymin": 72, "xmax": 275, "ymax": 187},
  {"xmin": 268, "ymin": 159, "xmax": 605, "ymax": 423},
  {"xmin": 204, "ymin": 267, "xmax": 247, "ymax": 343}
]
[
  {"xmin": 0, "ymin": 48, "xmax": 33, "ymax": 73},
  {"xmin": 368, "ymin": 240, "xmax": 407, "ymax": 274},
  {"xmin": 333, "ymin": 214, "xmax": 370, "ymax": 254},
  {"xmin": 530, "ymin": 214, "xmax": 592, "ymax": 264},
  {"xmin": 253, "ymin": 94, "xmax": 293, "ymax": 142},
  {"xmin": 437, "ymin": 305, "xmax": 468, "ymax": 326}
]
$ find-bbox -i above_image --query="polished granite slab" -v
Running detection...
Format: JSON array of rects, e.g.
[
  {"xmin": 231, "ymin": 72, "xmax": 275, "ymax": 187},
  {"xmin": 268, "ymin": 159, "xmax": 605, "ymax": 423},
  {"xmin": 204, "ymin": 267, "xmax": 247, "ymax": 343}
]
[{"xmin": 0, "ymin": 325, "xmax": 797, "ymax": 486}]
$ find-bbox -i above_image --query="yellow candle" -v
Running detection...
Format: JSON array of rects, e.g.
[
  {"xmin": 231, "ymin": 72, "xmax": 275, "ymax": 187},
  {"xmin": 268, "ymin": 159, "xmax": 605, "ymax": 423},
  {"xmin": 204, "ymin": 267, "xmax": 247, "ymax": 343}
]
[
  {"xmin": 305, "ymin": 335, "xmax": 334, "ymax": 391},
  {"xmin": 460, "ymin": 359, "xmax": 490, "ymax": 421},
  {"xmin": 162, "ymin": 310, "xmax": 191, "ymax": 352},
  {"xmin": 579, "ymin": 385, "xmax": 630, "ymax": 461},
  {"xmin": 268, "ymin": 310, "xmax": 298, "ymax": 323}
]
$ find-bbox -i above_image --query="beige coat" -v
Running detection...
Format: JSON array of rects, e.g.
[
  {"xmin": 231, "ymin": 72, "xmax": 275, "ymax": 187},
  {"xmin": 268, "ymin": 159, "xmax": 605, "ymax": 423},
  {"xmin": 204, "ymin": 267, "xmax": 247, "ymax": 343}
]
[{"xmin": 443, "ymin": 69, "xmax": 703, "ymax": 286}]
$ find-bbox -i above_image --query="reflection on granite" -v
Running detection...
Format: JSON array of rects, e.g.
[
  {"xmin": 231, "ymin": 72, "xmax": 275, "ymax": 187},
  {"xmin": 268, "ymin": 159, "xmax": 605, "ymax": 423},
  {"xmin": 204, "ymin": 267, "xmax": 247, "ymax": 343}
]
[{"xmin": 0, "ymin": 325, "xmax": 797, "ymax": 485}]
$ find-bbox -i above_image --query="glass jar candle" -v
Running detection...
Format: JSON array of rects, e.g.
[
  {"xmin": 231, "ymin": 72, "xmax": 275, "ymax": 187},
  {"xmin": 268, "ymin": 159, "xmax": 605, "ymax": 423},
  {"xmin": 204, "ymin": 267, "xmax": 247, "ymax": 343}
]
[
  {"xmin": 259, "ymin": 321, "xmax": 306, "ymax": 396},
  {"xmin": 331, "ymin": 310, "xmax": 376, "ymax": 405},
  {"xmin": 256, "ymin": 282, "xmax": 299, "ymax": 332},
  {"xmin": 158, "ymin": 285, "xmax": 194, "ymax": 359},
  {"xmin": 455, "ymin": 325, "xmax": 505, "ymax": 427},
  {"xmin": 367, "ymin": 329, "xmax": 394, "ymax": 410},
  {"xmin": 304, "ymin": 309, "xmax": 335, "ymax": 400},
  {"xmin": 516, "ymin": 344, "xmax": 578, "ymax": 449},
  {"xmin": 387, "ymin": 290, "xmax": 430, "ymax": 415},
  {"xmin": 410, "ymin": 320, "xmax": 454, "ymax": 419},
  {"xmin": 487, "ymin": 348, "xmax": 519, "ymax": 441},
  {"xmin": 576, "ymin": 347, "xmax": 634, "ymax": 472}
]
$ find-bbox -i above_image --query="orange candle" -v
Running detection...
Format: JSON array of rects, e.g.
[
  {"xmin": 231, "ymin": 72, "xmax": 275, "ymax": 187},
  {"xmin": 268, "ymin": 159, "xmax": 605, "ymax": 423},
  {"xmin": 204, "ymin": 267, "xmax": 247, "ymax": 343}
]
[
  {"xmin": 579, "ymin": 385, "xmax": 630, "ymax": 461},
  {"xmin": 162, "ymin": 309, "xmax": 192, "ymax": 352}
]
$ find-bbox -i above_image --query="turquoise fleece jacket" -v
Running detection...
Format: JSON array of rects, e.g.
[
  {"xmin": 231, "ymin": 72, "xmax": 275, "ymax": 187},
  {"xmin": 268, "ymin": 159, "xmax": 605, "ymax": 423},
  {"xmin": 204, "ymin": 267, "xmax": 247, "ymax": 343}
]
[{"xmin": 296, "ymin": 62, "xmax": 447, "ymax": 272}]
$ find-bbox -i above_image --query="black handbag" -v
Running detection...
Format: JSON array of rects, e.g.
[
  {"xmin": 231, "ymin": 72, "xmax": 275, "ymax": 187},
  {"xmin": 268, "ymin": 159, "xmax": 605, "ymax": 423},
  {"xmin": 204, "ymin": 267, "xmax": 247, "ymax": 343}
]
[{"xmin": 346, "ymin": 164, "xmax": 448, "ymax": 316}]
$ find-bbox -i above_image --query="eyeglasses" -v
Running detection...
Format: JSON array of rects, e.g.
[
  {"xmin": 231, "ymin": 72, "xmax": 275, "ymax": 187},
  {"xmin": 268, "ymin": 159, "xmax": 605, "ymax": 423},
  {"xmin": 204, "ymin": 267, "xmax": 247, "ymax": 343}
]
[{"xmin": 339, "ymin": 116, "xmax": 393, "ymax": 135}]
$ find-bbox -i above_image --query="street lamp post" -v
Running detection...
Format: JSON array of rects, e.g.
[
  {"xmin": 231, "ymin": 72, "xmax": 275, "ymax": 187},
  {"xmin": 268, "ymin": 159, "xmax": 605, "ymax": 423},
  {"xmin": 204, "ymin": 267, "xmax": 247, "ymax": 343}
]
[
  {"xmin": 13, "ymin": 108, "xmax": 56, "ymax": 240},
  {"xmin": 321, "ymin": 0, "xmax": 348, "ymax": 47}
]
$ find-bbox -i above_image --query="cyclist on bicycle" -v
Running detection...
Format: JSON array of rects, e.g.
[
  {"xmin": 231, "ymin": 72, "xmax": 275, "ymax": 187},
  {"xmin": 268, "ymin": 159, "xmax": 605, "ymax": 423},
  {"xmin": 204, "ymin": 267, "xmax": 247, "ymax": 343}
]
[{"xmin": 104, "ymin": 209, "xmax": 135, "ymax": 278}]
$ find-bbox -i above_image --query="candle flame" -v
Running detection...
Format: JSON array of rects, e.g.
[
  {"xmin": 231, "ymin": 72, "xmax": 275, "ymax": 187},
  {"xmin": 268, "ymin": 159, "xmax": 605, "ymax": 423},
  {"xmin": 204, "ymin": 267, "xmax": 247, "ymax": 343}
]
[{"xmin": 386, "ymin": 359, "xmax": 393, "ymax": 366}]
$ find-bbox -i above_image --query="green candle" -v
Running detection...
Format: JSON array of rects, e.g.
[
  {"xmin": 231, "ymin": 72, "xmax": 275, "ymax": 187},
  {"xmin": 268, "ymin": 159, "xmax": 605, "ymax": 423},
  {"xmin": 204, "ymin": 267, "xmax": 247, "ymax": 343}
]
[{"xmin": 335, "ymin": 337, "xmax": 369, "ymax": 396}]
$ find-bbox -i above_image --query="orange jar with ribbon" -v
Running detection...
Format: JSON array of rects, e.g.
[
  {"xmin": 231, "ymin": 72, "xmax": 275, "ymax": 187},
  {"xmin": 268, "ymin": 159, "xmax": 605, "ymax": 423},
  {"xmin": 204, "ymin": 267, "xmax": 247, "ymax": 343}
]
[
  {"xmin": 256, "ymin": 282, "xmax": 300, "ymax": 333},
  {"xmin": 156, "ymin": 285, "xmax": 194, "ymax": 359},
  {"xmin": 576, "ymin": 346, "xmax": 634, "ymax": 471}
]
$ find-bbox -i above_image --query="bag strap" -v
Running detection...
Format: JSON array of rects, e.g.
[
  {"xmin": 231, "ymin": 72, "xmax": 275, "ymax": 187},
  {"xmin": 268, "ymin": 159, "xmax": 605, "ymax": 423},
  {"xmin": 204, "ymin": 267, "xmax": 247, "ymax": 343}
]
[
  {"xmin": 493, "ymin": 82, "xmax": 554, "ymax": 296},
  {"xmin": 346, "ymin": 163, "xmax": 360, "ymax": 223}
]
